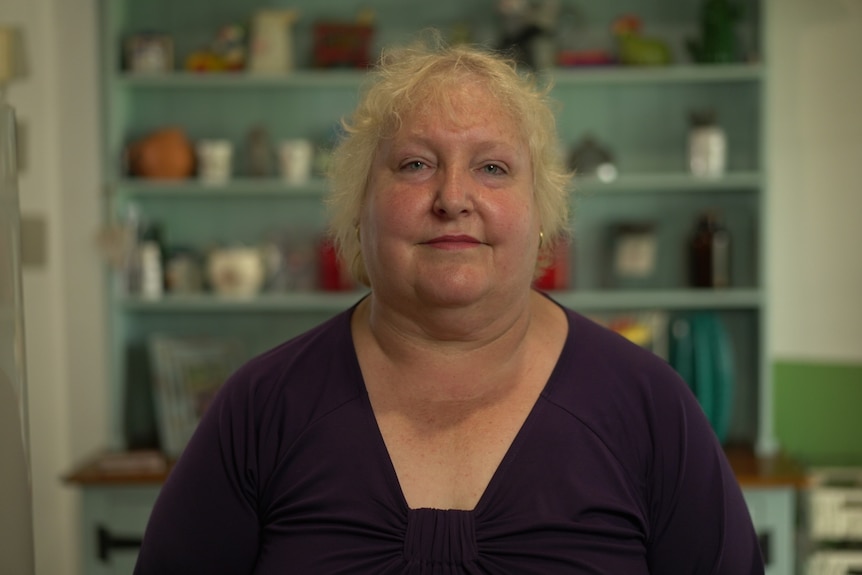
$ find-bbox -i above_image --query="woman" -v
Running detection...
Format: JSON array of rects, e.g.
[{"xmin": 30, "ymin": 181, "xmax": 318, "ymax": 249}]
[{"xmin": 134, "ymin": 39, "xmax": 763, "ymax": 574}]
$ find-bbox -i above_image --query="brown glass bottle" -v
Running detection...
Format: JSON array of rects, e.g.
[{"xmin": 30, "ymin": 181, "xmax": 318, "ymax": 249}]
[{"xmin": 689, "ymin": 210, "xmax": 731, "ymax": 288}]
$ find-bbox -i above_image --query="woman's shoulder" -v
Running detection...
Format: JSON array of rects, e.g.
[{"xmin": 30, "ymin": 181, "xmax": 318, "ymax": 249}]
[
  {"xmin": 217, "ymin": 305, "xmax": 363, "ymax": 424},
  {"xmin": 544, "ymin": 306, "xmax": 699, "ymax": 456},
  {"xmin": 557, "ymin": 308, "xmax": 681, "ymax": 389}
]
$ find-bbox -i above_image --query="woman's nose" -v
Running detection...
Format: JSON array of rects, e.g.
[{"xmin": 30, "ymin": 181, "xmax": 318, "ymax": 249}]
[{"xmin": 432, "ymin": 169, "xmax": 473, "ymax": 218}]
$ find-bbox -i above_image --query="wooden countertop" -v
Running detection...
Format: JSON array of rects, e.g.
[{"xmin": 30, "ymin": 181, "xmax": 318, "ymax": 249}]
[
  {"xmin": 65, "ymin": 445, "xmax": 810, "ymax": 489},
  {"xmin": 724, "ymin": 444, "xmax": 810, "ymax": 489},
  {"xmin": 64, "ymin": 450, "xmax": 173, "ymax": 486}
]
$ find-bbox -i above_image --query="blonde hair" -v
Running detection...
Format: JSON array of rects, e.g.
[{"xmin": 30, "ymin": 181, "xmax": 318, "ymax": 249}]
[{"xmin": 326, "ymin": 33, "xmax": 572, "ymax": 286}]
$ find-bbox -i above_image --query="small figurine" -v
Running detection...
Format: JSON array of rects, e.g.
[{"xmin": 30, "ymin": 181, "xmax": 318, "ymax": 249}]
[
  {"xmin": 211, "ymin": 24, "xmax": 247, "ymax": 70},
  {"xmin": 611, "ymin": 15, "xmax": 672, "ymax": 66},
  {"xmin": 244, "ymin": 125, "xmax": 276, "ymax": 178},
  {"xmin": 497, "ymin": 0, "xmax": 561, "ymax": 70},
  {"xmin": 555, "ymin": 6, "xmax": 615, "ymax": 68},
  {"xmin": 569, "ymin": 134, "xmax": 617, "ymax": 182},
  {"xmin": 185, "ymin": 24, "xmax": 247, "ymax": 72}
]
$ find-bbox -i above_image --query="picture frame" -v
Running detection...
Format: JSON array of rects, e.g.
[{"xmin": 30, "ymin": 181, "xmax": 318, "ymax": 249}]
[
  {"xmin": 147, "ymin": 335, "xmax": 244, "ymax": 457},
  {"xmin": 606, "ymin": 221, "xmax": 660, "ymax": 289},
  {"xmin": 124, "ymin": 33, "xmax": 174, "ymax": 73}
]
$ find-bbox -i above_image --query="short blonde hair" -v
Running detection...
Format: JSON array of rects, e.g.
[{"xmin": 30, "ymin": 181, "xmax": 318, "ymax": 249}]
[{"xmin": 326, "ymin": 34, "xmax": 572, "ymax": 286}]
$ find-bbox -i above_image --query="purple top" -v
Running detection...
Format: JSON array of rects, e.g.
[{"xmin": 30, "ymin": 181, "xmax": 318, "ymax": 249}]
[{"xmin": 134, "ymin": 300, "xmax": 763, "ymax": 574}]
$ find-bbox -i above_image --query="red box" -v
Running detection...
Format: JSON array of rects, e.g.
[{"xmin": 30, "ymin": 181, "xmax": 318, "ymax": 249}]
[{"xmin": 313, "ymin": 23, "xmax": 374, "ymax": 69}]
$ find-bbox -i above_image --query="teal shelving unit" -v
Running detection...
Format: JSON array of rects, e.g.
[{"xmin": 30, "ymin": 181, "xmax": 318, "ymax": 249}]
[
  {"xmin": 102, "ymin": 0, "xmax": 773, "ymax": 460},
  {"xmin": 73, "ymin": 2, "xmax": 797, "ymax": 574},
  {"xmin": 98, "ymin": 0, "xmax": 770, "ymax": 453}
]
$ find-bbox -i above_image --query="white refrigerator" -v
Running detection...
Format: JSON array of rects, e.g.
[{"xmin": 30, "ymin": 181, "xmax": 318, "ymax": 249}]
[{"xmin": 0, "ymin": 101, "xmax": 36, "ymax": 572}]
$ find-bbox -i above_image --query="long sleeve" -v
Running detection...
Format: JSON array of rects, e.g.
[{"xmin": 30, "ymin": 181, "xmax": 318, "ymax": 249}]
[
  {"xmin": 552, "ymin": 308, "xmax": 765, "ymax": 574},
  {"xmin": 645, "ymin": 368, "xmax": 764, "ymax": 574},
  {"xmin": 134, "ymin": 368, "xmax": 262, "ymax": 575}
]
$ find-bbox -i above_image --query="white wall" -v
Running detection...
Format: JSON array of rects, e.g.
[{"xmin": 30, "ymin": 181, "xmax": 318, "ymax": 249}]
[
  {"xmin": 766, "ymin": 0, "xmax": 862, "ymax": 363},
  {"xmin": 1, "ymin": 1, "xmax": 860, "ymax": 574},
  {"xmin": 1, "ymin": 0, "xmax": 106, "ymax": 574}
]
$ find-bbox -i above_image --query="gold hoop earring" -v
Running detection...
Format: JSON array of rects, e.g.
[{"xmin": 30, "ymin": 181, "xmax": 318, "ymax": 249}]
[{"xmin": 539, "ymin": 231, "xmax": 545, "ymax": 250}]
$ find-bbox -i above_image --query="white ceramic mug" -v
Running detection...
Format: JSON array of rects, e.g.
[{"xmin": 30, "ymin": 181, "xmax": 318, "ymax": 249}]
[
  {"xmin": 206, "ymin": 247, "xmax": 265, "ymax": 298},
  {"xmin": 279, "ymin": 139, "xmax": 313, "ymax": 185},
  {"xmin": 196, "ymin": 139, "xmax": 233, "ymax": 184}
]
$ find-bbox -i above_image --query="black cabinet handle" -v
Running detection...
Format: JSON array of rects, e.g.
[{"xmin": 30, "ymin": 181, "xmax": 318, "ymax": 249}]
[
  {"xmin": 97, "ymin": 525, "xmax": 143, "ymax": 563},
  {"xmin": 757, "ymin": 531, "xmax": 771, "ymax": 566}
]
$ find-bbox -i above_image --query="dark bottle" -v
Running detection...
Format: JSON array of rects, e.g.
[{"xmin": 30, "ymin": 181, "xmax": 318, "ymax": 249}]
[{"xmin": 689, "ymin": 210, "xmax": 731, "ymax": 288}]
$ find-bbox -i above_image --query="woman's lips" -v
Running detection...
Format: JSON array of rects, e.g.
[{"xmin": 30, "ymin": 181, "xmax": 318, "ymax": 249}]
[{"xmin": 424, "ymin": 235, "xmax": 482, "ymax": 249}]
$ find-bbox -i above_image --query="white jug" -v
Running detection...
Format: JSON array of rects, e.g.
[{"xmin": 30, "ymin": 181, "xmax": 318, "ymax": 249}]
[
  {"xmin": 249, "ymin": 9, "xmax": 299, "ymax": 75},
  {"xmin": 207, "ymin": 247, "xmax": 266, "ymax": 298}
]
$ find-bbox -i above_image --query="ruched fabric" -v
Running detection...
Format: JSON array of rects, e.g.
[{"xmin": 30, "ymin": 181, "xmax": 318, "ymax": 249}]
[{"xmin": 404, "ymin": 509, "xmax": 478, "ymax": 571}]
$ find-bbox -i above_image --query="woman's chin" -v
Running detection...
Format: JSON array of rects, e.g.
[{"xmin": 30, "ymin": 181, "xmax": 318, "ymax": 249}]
[
  {"xmin": 409, "ymin": 273, "xmax": 500, "ymax": 309},
  {"xmin": 370, "ymin": 263, "xmax": 528, "ymax": 309}
]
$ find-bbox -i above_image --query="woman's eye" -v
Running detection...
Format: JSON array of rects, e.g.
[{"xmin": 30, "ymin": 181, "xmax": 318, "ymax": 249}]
[
  {"xmin": 482, "ymin": 164, "xmax": 506, "ymax": 175},
  {"xmin": 402, "ymin": 160, "xmax": 426, "ymax": 171}
]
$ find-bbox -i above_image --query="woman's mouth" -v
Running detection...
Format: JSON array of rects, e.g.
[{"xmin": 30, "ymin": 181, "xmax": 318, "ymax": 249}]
[{"xmin": 424, "ymin": 235, "xmax": 483, "ymax": 249}]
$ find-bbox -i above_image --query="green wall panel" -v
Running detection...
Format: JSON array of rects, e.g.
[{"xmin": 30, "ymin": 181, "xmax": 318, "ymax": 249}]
[{"xmin": 774, "ymin": 360, "xmax": 862, "ymax": 466}]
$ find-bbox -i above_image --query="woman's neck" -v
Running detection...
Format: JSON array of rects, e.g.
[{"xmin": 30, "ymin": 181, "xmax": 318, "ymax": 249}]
[{"xmin": 353, "ymin": 290, "xmax": 545, "ymax": 405}]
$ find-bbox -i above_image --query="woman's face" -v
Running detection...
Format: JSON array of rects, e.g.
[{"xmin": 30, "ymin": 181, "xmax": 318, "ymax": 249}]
[{"xmin": 361, "ymin": 81, "xmax": 540, "ymax": 309}]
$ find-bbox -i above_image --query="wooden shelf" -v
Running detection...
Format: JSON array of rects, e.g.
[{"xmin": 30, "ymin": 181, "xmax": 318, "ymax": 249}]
[
  {"xmin": 551, "ymin": 63, "xmax": 763, "ymax": 86},
  {"xmin": 726, "ymin": 445, "xmax": 811, "ymax": 489},
  {"xmin": 115, "ymin": 69, "xmax": 366, "ymax": 88},
  {"xmin": 119, "ymin": 291, "xmax": 368, "ymax": 313},
  {"xmin": 109, "ymin": 172, "xmax": 762, "ymax": 199},
  {"xmin": 114, "ymin": 64, "xmax": 763, "ymax": 89},
  {"xmin": 575, "ymin": 172, "xmax": 763, "ymax": 193},
  {"xmin": 64, "ymin": 451, "xmax": 173, "ymax": 486},
  {"xmin": 110, "ymin": 177, "xmax": 329, "ymax": 198},
  {"xmin": 551, "ymin": 288, "xmax": 762, "ymax": 311},
  {"xmin": 116, "ymin": 289, "xmax": 761, "ymax": 313}
]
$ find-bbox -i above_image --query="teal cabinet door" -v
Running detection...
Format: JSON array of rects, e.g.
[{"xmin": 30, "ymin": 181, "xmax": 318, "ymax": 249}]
[
  {"xmin": 744, "ymin": 487, "xmax": 797, "ymax": 575},
  {"xmin": 80, "ymin": 486, "xmax": 160, "ymax": 575}
]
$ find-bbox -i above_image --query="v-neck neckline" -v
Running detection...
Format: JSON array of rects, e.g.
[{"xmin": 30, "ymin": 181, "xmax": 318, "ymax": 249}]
[
  {"xmin": 345, "ymin": 297, "xmax": 573, "ymax": 515},
  {"xmin": 357, "ymin": 382, "xmax": 548, "ymax": 515}
]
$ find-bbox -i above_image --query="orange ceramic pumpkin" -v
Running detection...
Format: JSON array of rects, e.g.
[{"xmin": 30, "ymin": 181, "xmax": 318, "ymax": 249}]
[{"xmin": 128, "ymin": 127, "xmax": 195, "ymax": 179}]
